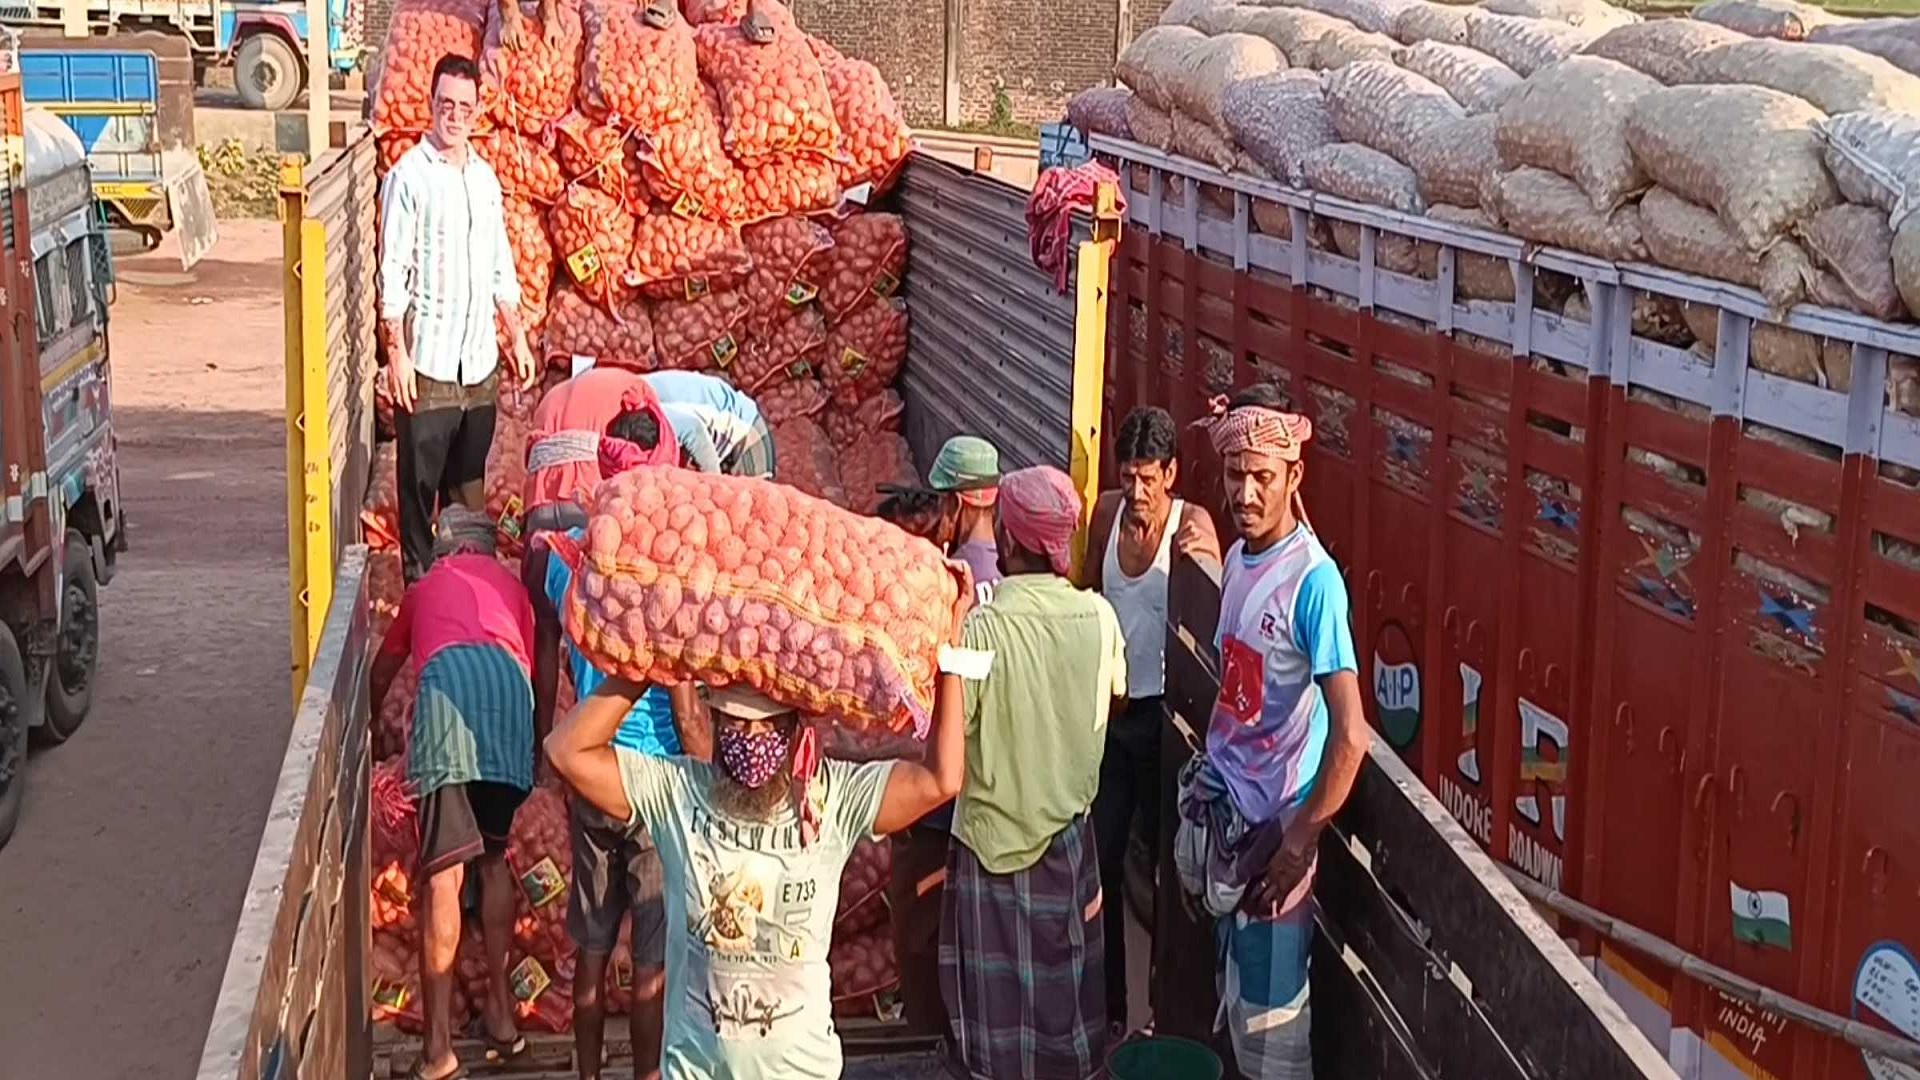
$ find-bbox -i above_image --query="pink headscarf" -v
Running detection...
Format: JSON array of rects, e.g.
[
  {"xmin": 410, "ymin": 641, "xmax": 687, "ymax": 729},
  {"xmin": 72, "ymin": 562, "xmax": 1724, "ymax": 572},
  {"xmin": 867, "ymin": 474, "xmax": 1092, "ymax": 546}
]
[{"xmin": 997, "ymin": 466, "xmax": 1083, "ymax": 575}]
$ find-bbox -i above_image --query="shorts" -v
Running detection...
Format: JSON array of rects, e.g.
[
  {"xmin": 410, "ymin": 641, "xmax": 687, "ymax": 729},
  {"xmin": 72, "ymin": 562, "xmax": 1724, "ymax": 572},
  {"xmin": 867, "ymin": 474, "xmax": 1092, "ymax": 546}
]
[
  {"xmin": 567, "ymin": 796, "xmax": 667, "ymax": 969},
  {"xmin": 418, "ymin": 780, "xmax": 528, "ymax": 878}
]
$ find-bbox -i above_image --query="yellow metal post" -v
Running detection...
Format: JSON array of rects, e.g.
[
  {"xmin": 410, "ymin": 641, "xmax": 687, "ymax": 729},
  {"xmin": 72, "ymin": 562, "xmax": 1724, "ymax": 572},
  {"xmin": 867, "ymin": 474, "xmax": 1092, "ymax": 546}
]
[
  {"xmin": 282, "ymin": 156, "xmax": 311, "ymax": 701},
  {"xmin": 300, "ymin": 213, "xmax": 335, "ymax": 663},
  {"xmin": 1068, "ymin": 181, "xmax": 1123, "ymax": 580}
]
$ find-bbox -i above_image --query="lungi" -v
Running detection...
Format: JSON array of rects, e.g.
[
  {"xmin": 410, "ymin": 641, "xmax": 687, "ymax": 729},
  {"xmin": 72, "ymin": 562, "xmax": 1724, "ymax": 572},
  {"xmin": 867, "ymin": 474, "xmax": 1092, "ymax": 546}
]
[
  {"xmin": 1218, "ymin": 903, "xmax": 1314, "ymax": 1079},
  {"xmin": 939, "ymin": 815, "xmax": 1108, "ymax": 1080}
]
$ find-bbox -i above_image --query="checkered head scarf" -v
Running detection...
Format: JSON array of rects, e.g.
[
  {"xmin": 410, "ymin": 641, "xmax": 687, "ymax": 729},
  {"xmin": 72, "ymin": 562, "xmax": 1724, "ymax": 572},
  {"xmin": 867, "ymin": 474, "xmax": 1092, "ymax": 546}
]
[
  {"xmin": 1198, "ymin": 395, "xmax": 1315, "ymax": 527},
  {"xmin": 432, "ymin": 504, "xmax": 498, "ymax": 559},
  {"xmin": 997, "ymin": 466, "xmax": 1082, "ymax": 575}
]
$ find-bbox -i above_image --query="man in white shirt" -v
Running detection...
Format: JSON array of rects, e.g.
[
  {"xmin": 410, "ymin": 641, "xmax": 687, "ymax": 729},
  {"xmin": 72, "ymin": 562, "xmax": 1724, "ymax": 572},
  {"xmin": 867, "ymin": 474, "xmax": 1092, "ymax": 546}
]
[
  {"xmin": 378, "ymin": 54, "xmax": 535, "ymax": 581},
  {"xmin": 1076, "ymin": 405, "xmax": 1220, "ymax": 1034}
]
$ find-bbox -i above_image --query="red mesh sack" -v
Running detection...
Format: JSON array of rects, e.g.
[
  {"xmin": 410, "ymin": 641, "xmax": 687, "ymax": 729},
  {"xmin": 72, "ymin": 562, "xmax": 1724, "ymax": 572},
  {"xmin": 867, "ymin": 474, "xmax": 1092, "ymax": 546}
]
[
  {"xmin": 629, "ymin": 213, "xmax": 753, "ymax": 299},
  {"xmin": 545, "ymin": 283, "xmax": 657, "ymax": 370},
  {"xmin": 459, "ymin": 927, "xmax": 573, "ymax": 1034},
  {"xmin": 838, "ymin": 432, "xmax": 916, "ymax": 514},
  {"xmin": 371, "ymin": 0, "xmax": 489, "ymax": 137},
  {"xmin": 370, "ymin": 548, "xmax": 405, "ymax": 641},
  {"xmin": 369, "ymin": 764, "xmax": 454, "ymax": 1033},
  {"xmin": 654, "ymin": 286, "xmax": 749, "ymax": 371},
  {"xmin": 682, "ymin": 0, "xmax": 745, "ymax": 23},
  {"xmin": 741, "ymin": 215, "xmax": 835, "ymax": 333},
  {"xmin": 637, "ymin": 82, "xmax": 745, "ymax": 223},
  {"xmin": 488, "ymin": 382, "xmax": 541, "ymax": 554},
  {"xmin": 820, "ymin": 297, "xmax": 907, "ymax": 407},
  {"xmin": 694, "ymin": 0, "xmax": 842, "ymax": 161},
  {"xmin": 836, "ymin": 837, "xmax": 891, "ymax": 928},
  {"xmin": 737, "ymin": 303, "xmax": 829, "ymax": 390},
  {"xmin": 505, "ymin": 195, "xmax": 556, "ymax": 306},
  {"xmin": 506, "ymin": 786, "xmax": 574, "ymax": 974},
  {"xmin": 772, "ymin": 416, "xmax": 848, "ymax": 505},
  {"xmin": 553, "ymin": 112, "xmax": 636, "ymax": 197},
  {"xmin": 579, "ymin": 0, "xmax": 699, "ymax": 132},
  {"xmin": 477, "ymin": 129, "xmax": 566, "ymax": 203},
  {"xmin": 364, "ymin": 441, "xmax": 400, "ymax": 551},
  {"xmin": 482, "ymin": 0, "xmax": 583, "ymax": 134},
  {"xmin": 829, "ymin": 925, "xmax": 900, "ymax": 1019},
  {"xmin": 377, "ymin": 132, "xmax": 422, "ymax": 178},
  {"xmin": 549, "ymin": 185, "xmax": 637, "ymax": 306},
  {"xmin": 812, "ymin": 212, "xmax": 906, "ymax": 324},
  {"xmin": 562, "ymin": 469, "xmax": 966, "ymax": 733},
  {"xmin": 825, "ymin": 58, "xmax": 911, "ymax": 192},
  {"xmin": 374, "ymin": 662, "xmax": 418, "ymax": 763},
  {"xmin": 822, "ymin": 389, "xmax": 904, "ymax": 451},
  {"xmin": 757, "ymin": 374, "xmax": 828, "ymax": 425},
  {"xmin": 808, "ymin": 36, "xmax": 846, "ymax": 67},
  {"xmin": 736, "ymin": 152, "xmax": 842, "ymax": 222}
]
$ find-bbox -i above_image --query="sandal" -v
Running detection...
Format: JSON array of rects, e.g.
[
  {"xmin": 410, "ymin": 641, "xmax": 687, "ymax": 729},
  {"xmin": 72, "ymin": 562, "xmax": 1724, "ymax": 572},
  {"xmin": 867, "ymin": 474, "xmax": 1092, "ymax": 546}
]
[
  {"xmin": 483, "ymin": 1032, "xmax": 528, "ymax": 1064},
  {"xmin": 408, "ymin": 1061, "xmax": 468, "ymax": 1080}
]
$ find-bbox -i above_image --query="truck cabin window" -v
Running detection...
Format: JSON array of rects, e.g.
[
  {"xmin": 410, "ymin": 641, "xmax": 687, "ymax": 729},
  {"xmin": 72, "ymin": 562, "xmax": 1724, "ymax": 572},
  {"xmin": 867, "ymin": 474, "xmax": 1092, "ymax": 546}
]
[
  {"xmin": 64, "ymin": 237, "xmax": 92, "ymax": 326},
  {"xmin": 33, "ymin": 251, "xmax": 59, "ymax": 344}
]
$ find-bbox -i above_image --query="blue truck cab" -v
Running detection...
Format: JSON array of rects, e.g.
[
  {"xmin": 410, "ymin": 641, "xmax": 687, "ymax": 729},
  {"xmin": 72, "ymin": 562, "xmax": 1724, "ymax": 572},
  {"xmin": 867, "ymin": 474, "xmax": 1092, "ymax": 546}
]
[{"xmin": 21, "ymin": 45, "xmax": 216, "ymax": 264}]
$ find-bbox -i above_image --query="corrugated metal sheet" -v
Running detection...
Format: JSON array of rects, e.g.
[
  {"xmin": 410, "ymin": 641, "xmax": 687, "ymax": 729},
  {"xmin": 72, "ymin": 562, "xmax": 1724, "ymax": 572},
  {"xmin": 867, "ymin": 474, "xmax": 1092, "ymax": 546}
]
[
  {"xmin": 308, "ymin": 133, "xmax": 378, "ymax": 563},
  {"xmin": 893, "ymin": 154, "xmax": 1081, "ymax": 475}
]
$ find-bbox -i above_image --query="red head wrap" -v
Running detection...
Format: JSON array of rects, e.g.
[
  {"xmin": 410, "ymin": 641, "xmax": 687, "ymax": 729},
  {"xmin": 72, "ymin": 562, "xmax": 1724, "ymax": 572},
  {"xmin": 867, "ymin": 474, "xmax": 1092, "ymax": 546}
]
[{"xmin": 997, "ymin": 466, "xmax": 1083, "ymax": 575}]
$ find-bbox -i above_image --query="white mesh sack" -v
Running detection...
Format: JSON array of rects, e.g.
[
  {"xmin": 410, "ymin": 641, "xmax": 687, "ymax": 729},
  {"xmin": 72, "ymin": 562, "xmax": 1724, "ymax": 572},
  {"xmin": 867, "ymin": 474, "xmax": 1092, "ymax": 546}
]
[
  {"xmin": 1818, "ymin": 109, "xmax": 1920, "ymax": 228},
  {"xmin": 1494, "ymin": 55, "xmax": 1660, "ymax": 213},
  {"xmin": 1324, "ymin": 60, "xmax": 1464, "ymax": 163},
  {"xmin": 1393, "ymin": 41, "xmax": 1523, "ymax": 113},
  {"xmin": 1688, "ymin": 39, "xmax": 1920, "ymax": 116},
  {"xmin": 1222, "ymin": 71, "xmax": 1339, "ymax": 183},
  {"xmin": 1465, "ymin": 11, "xmax": 1602, "ymax": 76},
  {"xmin": 1577, "ymin": 19, "xmax": 1744, "ymax": 85}
]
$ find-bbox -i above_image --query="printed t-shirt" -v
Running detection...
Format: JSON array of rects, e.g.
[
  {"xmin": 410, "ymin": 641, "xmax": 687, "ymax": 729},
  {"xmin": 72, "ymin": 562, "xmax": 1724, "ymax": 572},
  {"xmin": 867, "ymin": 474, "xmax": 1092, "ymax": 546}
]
[{"xmin": 616, "ymin": 752, "xmax": 893, "ymax": 1080}]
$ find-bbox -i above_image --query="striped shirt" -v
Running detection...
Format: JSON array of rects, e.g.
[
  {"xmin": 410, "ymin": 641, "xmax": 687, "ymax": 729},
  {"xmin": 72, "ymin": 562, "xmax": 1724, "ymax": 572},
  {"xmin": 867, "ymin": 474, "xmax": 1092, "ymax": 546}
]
[
  {"xmin": 643, "ymin": 371, "xmax": 763, "ymax": 463},
  {"xmin": 377, "ymin": 138, "xmax": 521, "ymax": 386}
]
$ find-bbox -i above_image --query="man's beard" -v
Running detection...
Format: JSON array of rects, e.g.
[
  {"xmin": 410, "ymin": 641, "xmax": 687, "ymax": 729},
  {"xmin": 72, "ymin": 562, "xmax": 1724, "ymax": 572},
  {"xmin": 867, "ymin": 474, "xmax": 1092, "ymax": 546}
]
[{"xmin": 711, "ymin": 773, "xmax": 795, "ymax": 821}]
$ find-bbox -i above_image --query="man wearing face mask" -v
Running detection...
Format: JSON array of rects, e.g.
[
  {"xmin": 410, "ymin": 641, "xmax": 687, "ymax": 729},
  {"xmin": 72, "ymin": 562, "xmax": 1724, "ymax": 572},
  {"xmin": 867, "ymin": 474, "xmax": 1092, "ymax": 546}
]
[
  {"xmin": 545, "ymin": 605, "xmax": 975, "ymax": 1079},
  {"xmin": 1076, "ymin": 406, "xmax": 1220, "ymax": 1035},
  {"xmin": 1175, "ymin": 383, "xmax": 1368, "ymax": 1079},
  {"xmin": 943, "ymin": 466, "xmax": 1127, "ymax": 1080}
]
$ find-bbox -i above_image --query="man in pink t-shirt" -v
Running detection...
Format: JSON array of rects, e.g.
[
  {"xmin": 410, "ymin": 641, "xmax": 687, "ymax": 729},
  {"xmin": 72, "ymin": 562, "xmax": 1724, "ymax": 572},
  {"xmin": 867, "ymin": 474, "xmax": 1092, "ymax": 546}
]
[{"xmin": 369, "ymin": 506, "xmax": 540, "ymax": 1078}]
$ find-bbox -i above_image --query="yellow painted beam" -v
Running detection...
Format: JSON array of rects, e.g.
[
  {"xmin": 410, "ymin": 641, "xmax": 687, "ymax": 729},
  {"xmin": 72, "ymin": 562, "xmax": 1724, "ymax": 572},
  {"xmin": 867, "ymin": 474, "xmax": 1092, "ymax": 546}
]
[
  {"xmin": 281, "ymin": 156, "xmax": 310, "ymax": 702},
  {"xmin": 300, "ymin": 214, "xmax": 334, "ymax": 662},
  {"xmin": 1068, "ymin": 181, "xmax": 1122, "ymax": 580}
]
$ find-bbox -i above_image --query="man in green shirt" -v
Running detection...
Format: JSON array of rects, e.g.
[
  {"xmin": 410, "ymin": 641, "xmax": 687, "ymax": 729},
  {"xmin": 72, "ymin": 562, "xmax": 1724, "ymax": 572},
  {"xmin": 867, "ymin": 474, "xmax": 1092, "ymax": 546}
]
[{"xmin": 941, "ymin": 465, "xmax": 1127, "ymax": 1080}]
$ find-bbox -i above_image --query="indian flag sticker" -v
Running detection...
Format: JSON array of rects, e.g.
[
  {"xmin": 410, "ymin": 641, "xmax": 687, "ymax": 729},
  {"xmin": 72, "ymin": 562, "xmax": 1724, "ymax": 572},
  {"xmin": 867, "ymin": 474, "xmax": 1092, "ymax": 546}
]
[{"xmin": 1730, "ymin": 882, "xmax": 1792, "ymax": 950}]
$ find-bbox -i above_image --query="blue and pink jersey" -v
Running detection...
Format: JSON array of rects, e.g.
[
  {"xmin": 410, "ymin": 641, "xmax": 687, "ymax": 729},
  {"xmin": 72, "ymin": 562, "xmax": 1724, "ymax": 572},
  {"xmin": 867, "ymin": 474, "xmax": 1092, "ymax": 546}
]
[{"xmin": 1209, "ymin": 524, "xmax": 1357, "ymax": 825}]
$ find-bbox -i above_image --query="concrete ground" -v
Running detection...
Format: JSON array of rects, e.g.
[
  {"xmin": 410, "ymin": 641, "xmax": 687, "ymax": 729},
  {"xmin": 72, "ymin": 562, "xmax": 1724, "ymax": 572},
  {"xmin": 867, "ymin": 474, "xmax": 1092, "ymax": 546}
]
[{"xmin": 0, "ymin": 220, "xmax": 294, "ymax": 1079}]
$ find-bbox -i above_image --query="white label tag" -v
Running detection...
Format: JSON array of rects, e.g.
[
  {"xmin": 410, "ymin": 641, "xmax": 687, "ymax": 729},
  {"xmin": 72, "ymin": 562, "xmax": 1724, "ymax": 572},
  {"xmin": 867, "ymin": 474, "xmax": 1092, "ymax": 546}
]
[
  {"xmin": 571, "ymin": 353, "xmax": 596, "ymax": 377},
  {"xmin": 938, "ymin": 645, "xmax": 995, "ymax": 680}
]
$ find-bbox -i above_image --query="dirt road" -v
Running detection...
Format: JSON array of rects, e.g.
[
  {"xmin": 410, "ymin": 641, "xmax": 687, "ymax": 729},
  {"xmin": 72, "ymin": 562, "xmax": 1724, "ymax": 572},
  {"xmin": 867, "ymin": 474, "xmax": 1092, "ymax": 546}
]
[{"xmin": 0, "ymin": 220, "xmax": 294, "ymax": 1078}]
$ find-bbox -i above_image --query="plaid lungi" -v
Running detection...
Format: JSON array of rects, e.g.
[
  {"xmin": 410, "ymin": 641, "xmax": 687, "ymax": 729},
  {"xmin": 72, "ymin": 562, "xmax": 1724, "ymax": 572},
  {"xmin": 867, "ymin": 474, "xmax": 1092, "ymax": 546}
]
[
  {"xmin": 1218, "ymin": 903, "xmax": 1315, "ymax": 1079},
  {"xmin": 940, "ymin": 814, "xmax": 1109, "ymax": 1080},
  {"xmin": 722, "ymin": 415, "xmax": 776, "ymax": 479},
  {"xmin": 408, "ymin": 642, "xmax": 535, "ymax": 797}
]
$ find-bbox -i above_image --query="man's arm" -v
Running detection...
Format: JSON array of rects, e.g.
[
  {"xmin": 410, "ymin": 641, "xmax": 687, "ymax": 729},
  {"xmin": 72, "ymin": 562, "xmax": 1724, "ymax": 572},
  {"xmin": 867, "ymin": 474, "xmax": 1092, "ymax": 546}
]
[
  {"xmin": 661, "ymin": 406, "xmax": 722, "ymax": 473},
  {"xmin": 378, "ymin": 168, "xmax": 419, "ymax": 410},
  {"xmin": 668, "ymin": 681, "xmax": 712, "ymax": 762},
  {"xmin": 872, "ymin": 673, "xmax": 966, "ymax": 835},
  {"xmin": 523, "ymin": 541, "xmax": 562, "ymax": 750},
  {"xmin": 1074, "ymin": 492, "xmax": 1120, "ymax": 591},
  {"xmin": 1174, "ymin": 500, "xmax": 1223, "ymax": 570},
  {"xmin": 548, "ymin": 676, "xmax": 646, "ymax": 820},
  {"xmin": 368, "ymin": 591, "xmax": 414, "ymax": 709}
]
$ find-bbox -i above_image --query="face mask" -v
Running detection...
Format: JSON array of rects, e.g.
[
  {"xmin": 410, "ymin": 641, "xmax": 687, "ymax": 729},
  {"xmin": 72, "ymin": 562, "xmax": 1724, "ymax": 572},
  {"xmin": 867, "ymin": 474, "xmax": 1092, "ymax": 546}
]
[{"xmin": 717, "ymin": 725, "xmax": 791, "ymax": 789}]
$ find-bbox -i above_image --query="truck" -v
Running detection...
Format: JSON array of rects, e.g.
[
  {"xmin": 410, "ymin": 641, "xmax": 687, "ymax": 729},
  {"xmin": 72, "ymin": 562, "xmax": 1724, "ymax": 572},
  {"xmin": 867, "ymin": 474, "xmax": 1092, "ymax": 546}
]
[
  {"xmin": 0, "ymin": 0, "xmax": 362, "ymax": 110},
  {"xmin": 19, "ymin": 33, "xmax": 217, "ymax": 260},
  {"xmin": 0, "ymin": 43, "xmax": 128, "ymax": 849},
  {"xmin": 192, "ymin": 123, "xmax": 1704, "ymax": 1079}
]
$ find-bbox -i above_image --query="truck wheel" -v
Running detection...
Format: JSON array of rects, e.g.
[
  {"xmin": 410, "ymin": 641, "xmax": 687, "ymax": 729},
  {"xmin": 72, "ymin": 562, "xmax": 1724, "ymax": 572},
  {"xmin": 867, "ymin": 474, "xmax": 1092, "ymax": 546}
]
[
  {"xmin": 0, "ymin": 631, "xmax": 30, "ymax": 850},
  {"xmin": 39, "ymin": 533, "xmax": 99, "ymax": 745},
  {"xmin": 236, "ymin": 34, "xmax": 304, "ymax": 112}
]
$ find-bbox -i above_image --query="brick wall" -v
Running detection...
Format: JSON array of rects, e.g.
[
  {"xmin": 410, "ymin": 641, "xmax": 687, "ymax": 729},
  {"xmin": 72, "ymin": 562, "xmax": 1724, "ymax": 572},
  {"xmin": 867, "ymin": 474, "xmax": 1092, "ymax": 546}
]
[
  {"xmin": 366, "ymin": 0, "xmax": 395, "ymax": 61},
  {"xmin": 791, "ymin": 0, "xmax": 948, "ymax": 125},
  {"xmin": 794, "ymin": 0, "xmax": 1145, "ymax": 128}
]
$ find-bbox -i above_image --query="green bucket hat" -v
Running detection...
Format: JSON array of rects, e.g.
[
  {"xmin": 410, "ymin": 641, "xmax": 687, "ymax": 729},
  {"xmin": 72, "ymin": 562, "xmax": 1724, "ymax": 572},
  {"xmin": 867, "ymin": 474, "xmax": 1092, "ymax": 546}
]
[{"xmin": 927, "ymin": 435, "xmax": 1001, "ymax": 493}]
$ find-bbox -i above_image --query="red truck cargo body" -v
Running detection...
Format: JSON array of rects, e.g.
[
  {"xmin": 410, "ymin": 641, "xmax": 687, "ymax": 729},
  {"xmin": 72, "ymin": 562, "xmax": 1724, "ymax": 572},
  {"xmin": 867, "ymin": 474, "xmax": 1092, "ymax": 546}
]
[
  {"xmin": 0, "ymin": 60, "xmax": 56, "ymax": 617},
  {"xmin": 1093, "ymin": 134, "xmax": 1920, "ymax": 1080}
]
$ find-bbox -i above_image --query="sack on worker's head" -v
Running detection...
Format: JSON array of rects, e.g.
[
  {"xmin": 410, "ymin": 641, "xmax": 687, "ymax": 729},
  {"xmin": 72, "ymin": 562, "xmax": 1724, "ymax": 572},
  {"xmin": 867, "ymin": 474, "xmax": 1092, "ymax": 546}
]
[
  {"xmin": 565, "ymin": 468, "xmax": 964, "ymax": 733},
  {"xmin": 1393, "ymin": 41, "xmax": 1521, "ymax": 113},
  {"xmin": 1688, "ymin": 39, "xmax": 1920, "ymax": 115},
  {"xmin": 1222, "ymin": 71, "xmax": 1337, "ymax": 185},
  {"xmin": 1484, "ymin": 166, "xmax": 1646, "ymax": 260},
  {"xmin": 1690, "ymin": 0, "xmax": 1845, "ymax": 39},
  {"xmin": 1495, "ymin": 55, "xmax": 1660, "ymax": 213},
  {"xmin": 1625, "ymin": 84, "xmax": 1838, "ymax": 255},
  {"xmin": 1577, "ymin": 19, "xmax": 1743, "ymax": 84},
  {"xmin": 695, "ymin": 0, "xmax": 842, "ymax": 160}
]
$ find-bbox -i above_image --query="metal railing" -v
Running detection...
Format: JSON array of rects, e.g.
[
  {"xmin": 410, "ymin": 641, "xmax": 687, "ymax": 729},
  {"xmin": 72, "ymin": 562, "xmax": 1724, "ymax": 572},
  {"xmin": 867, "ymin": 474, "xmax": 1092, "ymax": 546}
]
[
  {"xmin": 197, "ymin": 546, "xmax": 374, "ymax": 1080},
  {"xmin": 282, "ymin": 128, "xmax": 377, "ymax": 698}
]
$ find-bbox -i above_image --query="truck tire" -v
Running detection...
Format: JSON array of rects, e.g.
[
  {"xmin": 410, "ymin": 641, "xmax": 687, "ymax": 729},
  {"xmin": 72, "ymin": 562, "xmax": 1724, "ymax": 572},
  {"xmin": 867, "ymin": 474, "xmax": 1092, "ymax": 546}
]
[
  {"xmin": 0, "ymin": 631, "xmax": 30, "ymax": 850},
  {"xmin": 236, "ymin": 33, "xmax": 304, "ymax": 112},
  {"xmin": 38, "ymin": 533, "xmax": 99, "ymax": 745}
]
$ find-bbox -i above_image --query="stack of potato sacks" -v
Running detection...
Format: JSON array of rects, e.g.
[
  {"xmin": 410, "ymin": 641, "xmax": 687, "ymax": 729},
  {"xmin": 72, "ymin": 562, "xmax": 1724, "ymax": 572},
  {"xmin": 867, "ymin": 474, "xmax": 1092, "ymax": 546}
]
[
  {"xmin": 1075, "ymin": 0, "xmax": 1920, "ymax": 415},
  {"xmin": 361, "ymin": 0, "xmax": 922, "ymax": 1035}
]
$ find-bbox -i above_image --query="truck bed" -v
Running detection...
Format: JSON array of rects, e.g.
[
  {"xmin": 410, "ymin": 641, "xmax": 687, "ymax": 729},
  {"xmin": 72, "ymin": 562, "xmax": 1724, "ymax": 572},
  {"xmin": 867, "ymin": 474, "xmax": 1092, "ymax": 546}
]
[{"xmin": 368, "ymin": 1023, "xmax": 947, "ymax": 1080}]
